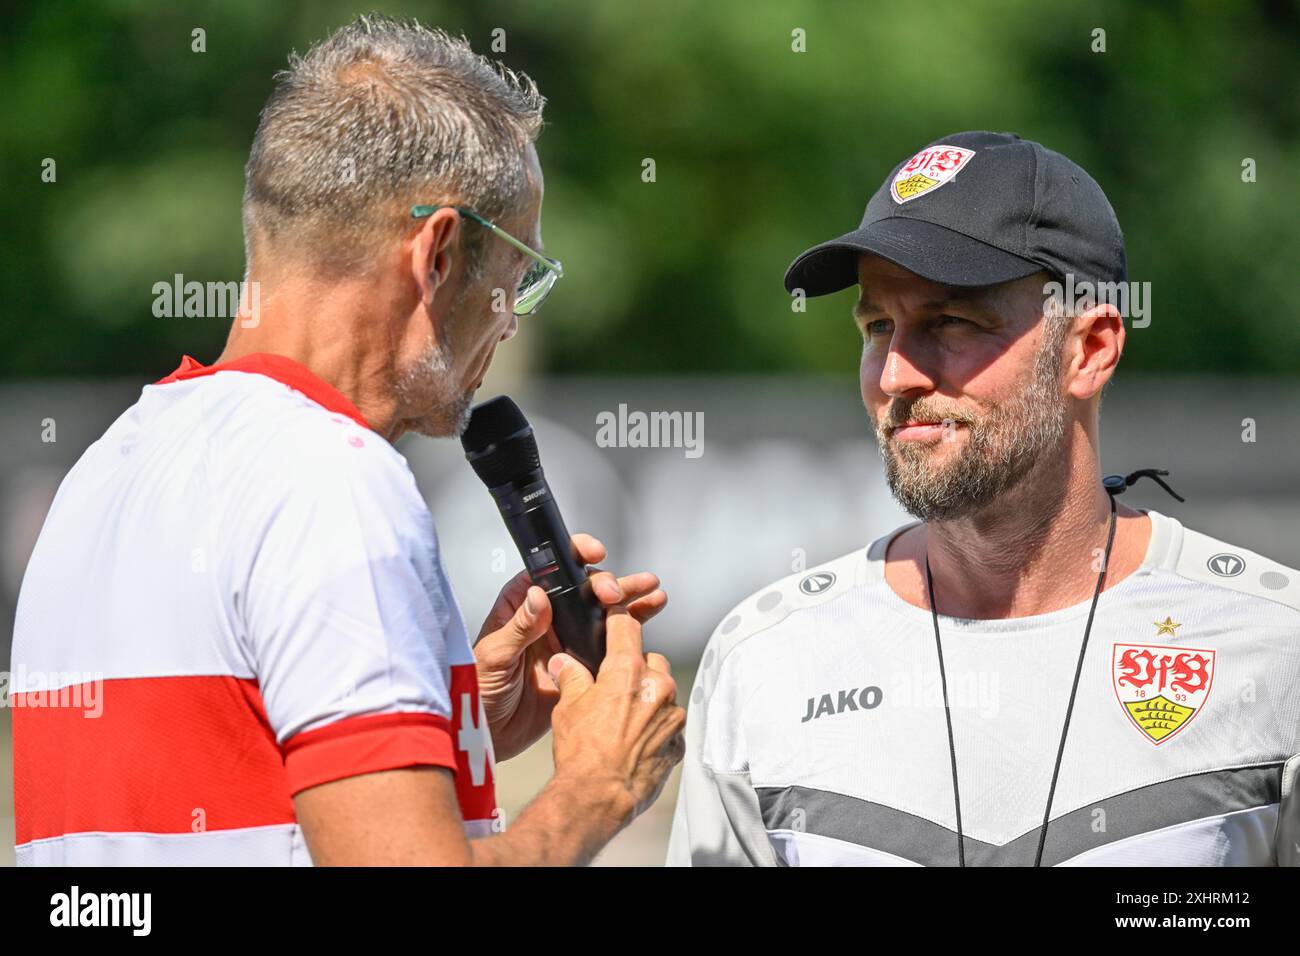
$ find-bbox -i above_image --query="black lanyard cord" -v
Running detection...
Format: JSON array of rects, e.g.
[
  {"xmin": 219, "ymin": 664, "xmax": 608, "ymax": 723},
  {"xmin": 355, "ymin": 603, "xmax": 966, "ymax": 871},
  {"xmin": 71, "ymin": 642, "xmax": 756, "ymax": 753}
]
[
  {"xmin": 924, "ymin": 469, "xmax": 1182, "ymax": 867},
  {"xmin": 1031, "ymin": 491, "xmax": 1116, "ymax": 866},
  {"xmin": 924, "ymin": 557, "xmax": 965, "ymax": 866}
]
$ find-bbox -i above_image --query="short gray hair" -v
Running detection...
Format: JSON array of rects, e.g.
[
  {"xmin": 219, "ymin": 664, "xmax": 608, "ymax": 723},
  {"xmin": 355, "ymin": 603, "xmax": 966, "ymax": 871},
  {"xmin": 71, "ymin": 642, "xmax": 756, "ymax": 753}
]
[{"xmin": 243, "ymin": 13, "xmax": 545, "ymax": 277}]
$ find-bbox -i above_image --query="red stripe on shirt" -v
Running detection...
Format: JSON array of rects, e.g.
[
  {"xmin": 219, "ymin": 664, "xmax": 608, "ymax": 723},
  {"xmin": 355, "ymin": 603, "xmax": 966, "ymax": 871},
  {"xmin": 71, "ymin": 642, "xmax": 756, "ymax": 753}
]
[
  {"xmin": 283, "ymin": 712, "xmax": 456, "ymax": 796},
  {"xmin": 12, "ymin": 676, "xmax": 473, "ymax": 842},
  {"xmin": 448, "ymin": 663, "xmax": 498, "ymax": 823},
  {"xmin": 12, "ymin": 675, "xmax": 293, "ymax": 843}
]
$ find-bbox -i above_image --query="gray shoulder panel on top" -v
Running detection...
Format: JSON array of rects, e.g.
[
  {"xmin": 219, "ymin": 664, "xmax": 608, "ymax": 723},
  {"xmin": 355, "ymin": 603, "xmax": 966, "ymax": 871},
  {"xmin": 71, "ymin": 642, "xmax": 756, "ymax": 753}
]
[
  {"xmin": 703, "ymin": 545, "xmax": 870, "ymax": 672},
  {"xmin": 1171, "ymin": 523, "xmax": 1300, "ymax": 614}
]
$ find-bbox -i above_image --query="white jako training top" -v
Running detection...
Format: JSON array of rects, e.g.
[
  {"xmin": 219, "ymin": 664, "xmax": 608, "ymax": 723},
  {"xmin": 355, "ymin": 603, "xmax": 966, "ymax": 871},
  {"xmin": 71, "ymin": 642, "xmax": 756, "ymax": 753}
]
[
  {"xmin": 12, "ymin": 354, "xmax": 497, "ymax": 865},
  {"xmin": 667, "ymin": 510, "xmax": 1300, "ymax": 866}
]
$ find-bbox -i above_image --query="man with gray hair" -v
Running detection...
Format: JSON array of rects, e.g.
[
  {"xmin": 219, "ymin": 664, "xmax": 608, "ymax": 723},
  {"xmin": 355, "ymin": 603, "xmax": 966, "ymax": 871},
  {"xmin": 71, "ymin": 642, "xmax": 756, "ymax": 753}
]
[{"xmin": 12, "ymin": 14, "xmax": 683, "ymax": 866}]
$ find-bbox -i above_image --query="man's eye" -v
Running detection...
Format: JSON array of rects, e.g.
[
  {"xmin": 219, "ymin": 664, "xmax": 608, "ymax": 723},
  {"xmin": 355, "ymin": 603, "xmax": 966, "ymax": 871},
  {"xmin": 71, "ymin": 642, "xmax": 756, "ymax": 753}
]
[
  {"xmin": 938, "ymin": 314, "xmax": 971, "ymax": 327},
  {"xmin": 865, "ymin": 319, "xmax": 892, "ymax": 337}
]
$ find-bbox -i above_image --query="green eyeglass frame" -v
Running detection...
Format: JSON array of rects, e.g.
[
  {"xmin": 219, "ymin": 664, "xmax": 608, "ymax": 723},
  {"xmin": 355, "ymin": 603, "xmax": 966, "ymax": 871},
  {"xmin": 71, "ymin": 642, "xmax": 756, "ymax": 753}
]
[{"xmin": 411, "ymin": 204, "xmax": 563, "ymax": 316}]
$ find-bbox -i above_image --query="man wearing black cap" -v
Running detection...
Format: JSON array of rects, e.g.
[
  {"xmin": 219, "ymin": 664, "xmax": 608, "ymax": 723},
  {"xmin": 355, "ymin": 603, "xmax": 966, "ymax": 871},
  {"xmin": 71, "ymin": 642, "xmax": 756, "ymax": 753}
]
[{"xmin": 667, "ymin": 132, "xmax": 1300, "ymax": 866}]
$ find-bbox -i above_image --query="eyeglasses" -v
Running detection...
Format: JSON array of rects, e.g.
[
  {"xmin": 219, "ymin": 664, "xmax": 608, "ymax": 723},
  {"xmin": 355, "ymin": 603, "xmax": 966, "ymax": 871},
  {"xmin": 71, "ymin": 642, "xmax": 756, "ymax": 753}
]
[{"xmin": 411, "ymin": 204, "xmax": 563, "ymax": 316}]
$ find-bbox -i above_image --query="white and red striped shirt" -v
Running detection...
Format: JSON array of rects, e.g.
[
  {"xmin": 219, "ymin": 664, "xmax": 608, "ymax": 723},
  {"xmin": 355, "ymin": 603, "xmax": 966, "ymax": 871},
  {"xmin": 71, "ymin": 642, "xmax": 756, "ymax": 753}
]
[{"xmin": 11, "ymin": 353, "xmax": 497, "ymax": 865}]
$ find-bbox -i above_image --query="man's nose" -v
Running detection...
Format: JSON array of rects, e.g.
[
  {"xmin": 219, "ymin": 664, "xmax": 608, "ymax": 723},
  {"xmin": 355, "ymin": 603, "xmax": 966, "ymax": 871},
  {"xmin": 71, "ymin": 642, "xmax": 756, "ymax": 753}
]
[
  {"xmin": 878, "ymin": 331, "xmax": 937, "ymax": 398},
  {"xmin": 500, "ymin": 314, "xmax": 519, "ymax": 342}
]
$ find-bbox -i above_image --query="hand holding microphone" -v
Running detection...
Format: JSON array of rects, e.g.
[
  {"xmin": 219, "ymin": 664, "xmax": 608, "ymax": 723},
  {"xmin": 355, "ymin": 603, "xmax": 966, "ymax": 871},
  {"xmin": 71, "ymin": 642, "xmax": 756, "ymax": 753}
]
[
  {"xmin": 463, "ymin": 395, "xmax": 610, "ymax": 671},
  {"xmin": 466, "ymin": 396, "xmax": 669, "ymax": 761},
  {"xmin": 547, "ymin": 607, "xmax": 686, "ymax": 826}
]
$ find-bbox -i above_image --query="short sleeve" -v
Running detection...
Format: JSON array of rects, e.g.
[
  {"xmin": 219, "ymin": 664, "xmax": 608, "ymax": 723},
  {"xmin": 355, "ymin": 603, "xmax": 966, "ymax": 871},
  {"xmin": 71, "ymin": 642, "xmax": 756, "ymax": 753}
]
[
  {"xmin": 234, "ymin": 435, "xmax": 466, "ymax": 796},
  {"xmin": 1279, "ymin": 753, "xmax": 1300, "ymax": 866},
  {"xmin": 666, "ymin": 632, "xmax": 778, "ymax": 866}
]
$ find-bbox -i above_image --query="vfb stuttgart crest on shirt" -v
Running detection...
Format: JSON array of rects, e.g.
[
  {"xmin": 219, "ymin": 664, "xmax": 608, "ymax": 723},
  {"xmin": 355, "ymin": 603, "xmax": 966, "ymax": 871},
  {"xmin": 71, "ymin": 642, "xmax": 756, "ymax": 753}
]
[
  {"xmin": 890, "ymin": 145, "xmax": 976, "ymax": 203},
  {"xmin": 1111, "ymin": 641, "xmax": 1216, "ymax": 745}
]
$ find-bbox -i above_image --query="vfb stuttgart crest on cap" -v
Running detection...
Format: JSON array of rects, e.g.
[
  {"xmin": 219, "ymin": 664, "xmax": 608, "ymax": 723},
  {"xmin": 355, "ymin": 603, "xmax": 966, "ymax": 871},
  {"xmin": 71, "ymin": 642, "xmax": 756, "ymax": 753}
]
[
  {"xmin": 1111, "ymin": 642, "xmax": 1216, "ymax": 745},
  {"xmin": 890, "ymin": 145, "xmax": 976, "ymax": 204}
]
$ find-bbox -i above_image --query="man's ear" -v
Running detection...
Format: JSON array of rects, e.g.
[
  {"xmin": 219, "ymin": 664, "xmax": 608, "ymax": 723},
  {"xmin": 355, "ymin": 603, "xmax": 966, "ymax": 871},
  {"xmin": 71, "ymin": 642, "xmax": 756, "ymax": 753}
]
[
  {"xmin": 1067, "ymin": 302, "xmax": 1125, "ymax": 401},
  {"xmin": 410, "ymin": 208, "xmax": 462, "ymax": 306}
]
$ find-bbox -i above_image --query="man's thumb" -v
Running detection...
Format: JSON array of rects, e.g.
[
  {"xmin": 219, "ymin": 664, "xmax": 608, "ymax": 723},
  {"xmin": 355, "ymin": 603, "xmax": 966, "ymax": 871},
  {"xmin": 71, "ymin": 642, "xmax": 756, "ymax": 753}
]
[
  {"xmin": 548, "ymin": 652, "xmax": 592, "ymax": 695},
  {"xmin": 500, "ymin": 586, "xmax": 551, "ymax": 649}
]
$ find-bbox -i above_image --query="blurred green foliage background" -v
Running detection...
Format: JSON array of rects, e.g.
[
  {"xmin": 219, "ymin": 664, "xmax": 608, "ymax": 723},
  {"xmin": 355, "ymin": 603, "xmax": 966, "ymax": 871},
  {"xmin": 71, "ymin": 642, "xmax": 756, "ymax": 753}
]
[{"xmin": 2, "ymin": 0, "xmax": 1297, "ymax": 379}]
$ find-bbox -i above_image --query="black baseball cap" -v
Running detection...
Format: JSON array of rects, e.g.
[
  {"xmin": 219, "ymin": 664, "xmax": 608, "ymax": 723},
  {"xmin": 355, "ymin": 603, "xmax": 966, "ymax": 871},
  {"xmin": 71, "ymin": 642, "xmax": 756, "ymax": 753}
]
[{"xmin": 784, "ymin": 131, "xmax": 1126, "ymax": 296}]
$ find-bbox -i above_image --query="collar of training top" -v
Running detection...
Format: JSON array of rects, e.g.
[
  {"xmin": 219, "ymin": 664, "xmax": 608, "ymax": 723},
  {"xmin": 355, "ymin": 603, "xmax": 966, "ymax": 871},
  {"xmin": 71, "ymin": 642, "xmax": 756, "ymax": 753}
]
[{"xmin": 156, "ymin": 353, "xmax": 373, "ymax": 432}]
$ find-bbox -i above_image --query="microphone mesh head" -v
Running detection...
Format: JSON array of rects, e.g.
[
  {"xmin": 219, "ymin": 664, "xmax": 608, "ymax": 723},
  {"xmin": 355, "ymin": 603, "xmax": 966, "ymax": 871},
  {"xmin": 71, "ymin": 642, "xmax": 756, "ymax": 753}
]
[{"xmin": 461, "ymin": 395, "xmax": 541, "ymax": 487}]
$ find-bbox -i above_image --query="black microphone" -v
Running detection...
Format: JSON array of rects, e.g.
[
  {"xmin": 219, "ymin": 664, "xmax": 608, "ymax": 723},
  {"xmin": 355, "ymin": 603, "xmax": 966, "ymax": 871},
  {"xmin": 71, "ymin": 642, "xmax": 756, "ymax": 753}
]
[{"xmin": 462, "ymin": 396, "xmax": 606, "ymax": 673}]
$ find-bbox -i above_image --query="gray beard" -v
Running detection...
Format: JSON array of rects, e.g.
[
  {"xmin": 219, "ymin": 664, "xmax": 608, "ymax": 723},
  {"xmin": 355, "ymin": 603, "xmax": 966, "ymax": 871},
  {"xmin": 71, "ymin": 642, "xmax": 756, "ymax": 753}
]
[
  {"xmin": 395, "ymin": 335, "xmax": 475, "ymax": 439},
  {"xmin": 872, "ymin": 332, "xmax": 1068, "ymax": 522}
]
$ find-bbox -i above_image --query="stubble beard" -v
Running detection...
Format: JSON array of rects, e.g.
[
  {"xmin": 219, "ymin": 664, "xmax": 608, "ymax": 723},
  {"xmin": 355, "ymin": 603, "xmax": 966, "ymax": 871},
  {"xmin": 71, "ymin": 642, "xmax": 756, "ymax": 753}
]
[
  {"xmin": 395, "ymin": 334, "xmax": 475, "ymax": 439},
  {"xmin": 872, "ymin": 328, "xmax": 1070, "ymax": 522}
]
